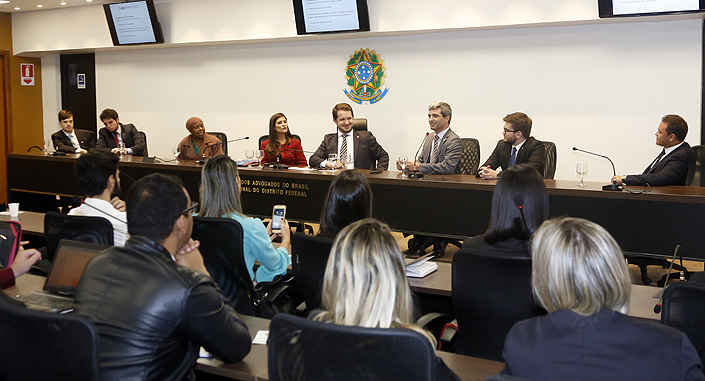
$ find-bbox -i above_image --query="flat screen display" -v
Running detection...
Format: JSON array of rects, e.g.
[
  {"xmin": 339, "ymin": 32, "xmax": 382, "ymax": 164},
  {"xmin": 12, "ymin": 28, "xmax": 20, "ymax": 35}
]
[
  {"xmin": 598, "ymin": 0, "xmax": 705, "ymax": 18},
  {"xmin": 104, "ymin": 0, "xmax": 165, "ymax": 46},
  {"xmin": 293, "ymin": 0, "xmax": 370, "ymax": 35}
]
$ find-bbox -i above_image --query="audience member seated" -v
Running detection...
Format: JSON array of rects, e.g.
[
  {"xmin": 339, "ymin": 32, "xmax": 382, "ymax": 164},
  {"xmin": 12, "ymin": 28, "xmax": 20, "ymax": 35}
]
[
  {"xmin": 69, "ymin": 149, "xmax": 129, "ymax": 246},
  {"xmin": 260, "ymin": 113, "xmax": 307, "ymax": 167},
  {"xmin": 309, "ymin": 103, "xmax": 389, "ymax": 170},
  {"xmin": 501, "ymin": 217, "xmax": 705, "ymax": 381},
  {"xmin": 74, "ymin": 173, "xmax": 251, "ymax": 381},
  {"xmin": 51, "ymin": 110, "xmax": 96, "ymax": 154},
  {"xmin": 312, "ymin": 218, "xmax": 461, "ymax": 381},
  {"xmin": 462, "ymin": 164, "xmax": 548, "ymax": 257},
  {"xmin": 317, "ymin": 169, "xmax": 373, "ymax": 239},
  {"xmin": 198, "ymin": 155, "xmax": 290, "ymax": 283},
  {"xmin": 177, "ymin": 117, "xmax": 224, "ymax": 161},
  {"xmin": 96, "ymin": 108, "xmax": 146, "ymax": 156},
  {"xmin": 0, "ymin": 246, "xmax": 41, "ymax": 289}
]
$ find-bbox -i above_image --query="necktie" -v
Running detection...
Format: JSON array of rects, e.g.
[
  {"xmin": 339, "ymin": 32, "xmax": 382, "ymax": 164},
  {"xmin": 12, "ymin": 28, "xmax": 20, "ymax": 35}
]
[
  {"xmin": 650, "ymin": 149, "xmax": 666, "ymax": 170},
  {"xmin": 432, "ymin": 135, "xmax": 439, "ymax": 163},
  {"xmin": 114, "ymin": 132, "xmax": 120, "ymax": 148},
  {"xmin": 340, "ymin": 133, "xmax": 348, "ymax": 161},
  {"xmin": 508, "ymin": 147, "xmax": 517, "ymax": 167},
  {"xmin": 69, "ymin": 134, "xmax": 80, "ymax": 149}
]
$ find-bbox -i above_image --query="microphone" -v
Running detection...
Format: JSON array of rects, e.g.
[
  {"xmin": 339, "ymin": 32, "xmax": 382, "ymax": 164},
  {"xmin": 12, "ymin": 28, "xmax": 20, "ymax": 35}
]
[
  {"xmin": 513, "ymin": 195, "xmax": 530, "ymax": 239},
  {"xmin": 572, "ymin": 147, "xmax": 621, "ymax": 191},
  {"xmin": 270, "ymin": 149, "xmax": 316, "ymax": 170},
  {"xmin": 654, "ymin": 245, "xmax": 682, "ymax": 314},
  {"xmin": 409, "ymin": 132, "xmax": 430, "ymax": 179},
  {"xmin": 196, "ymin": 136, "xmax": 249, "ymax": 163}
]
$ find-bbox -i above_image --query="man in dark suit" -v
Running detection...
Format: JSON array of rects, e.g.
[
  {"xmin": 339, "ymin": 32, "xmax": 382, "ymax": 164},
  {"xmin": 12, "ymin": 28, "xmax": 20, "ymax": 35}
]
[
  {"xmin": 309, "ymin": 103, "xmax": 389, "ymax": 170},
  {"xmin": 96, "ymin": 108, "xmax": 146, "ymax": 156},
  {"xmin": 614, "ymin": 114, "xmax": 690, "ymax": 187},
  {"xmin": 478, "ymin": 112, "xmax": 544, "ymax": 180},
  {"xmin": 51, "ymin": 110, "xmax": 96, "ymax": 154}
]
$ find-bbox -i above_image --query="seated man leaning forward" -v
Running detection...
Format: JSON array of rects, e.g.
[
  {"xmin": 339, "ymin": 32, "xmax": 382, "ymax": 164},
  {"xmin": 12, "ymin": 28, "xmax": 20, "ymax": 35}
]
[
  {"xmin": 614, "ymin": 114, "xmax": 690, "ymax": 187},
  {"xmin": 69, "ymin": 149, "xmax": 129, "ymax": 246},
  {"xmin": 398, "ymin": 101, "xmax": 462, "ymax": 175},
  {"xmin": 96, "ymin": 108, "xmax": 146, "ymax": 156},
  {"xmin": 73, "ymin": 173, "xmax": 251, "ymax": 381},
  {"xmin": 309, "ymin": 102, "xmax": 389, "ymax": 170},
  {"xmin": 478, "ymin": 112, "xmax": 544, "ymax": 180},
  {"xmin": 51, "ymin": 110, "xmax": 96, "ymax": 154}
]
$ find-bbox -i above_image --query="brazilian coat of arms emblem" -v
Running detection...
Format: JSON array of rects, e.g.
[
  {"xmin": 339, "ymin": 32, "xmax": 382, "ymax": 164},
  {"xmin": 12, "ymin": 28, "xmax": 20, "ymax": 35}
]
[{"xmin": 344, "ymin": 48, "xmax": 389, "ymax": 105}]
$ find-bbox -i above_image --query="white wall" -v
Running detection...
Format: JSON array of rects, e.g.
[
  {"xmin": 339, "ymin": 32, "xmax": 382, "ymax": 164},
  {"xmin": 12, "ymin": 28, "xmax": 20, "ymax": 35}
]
[{"xmin": 17, "ymin": 0, "xmax": 702, "ymax": 182}]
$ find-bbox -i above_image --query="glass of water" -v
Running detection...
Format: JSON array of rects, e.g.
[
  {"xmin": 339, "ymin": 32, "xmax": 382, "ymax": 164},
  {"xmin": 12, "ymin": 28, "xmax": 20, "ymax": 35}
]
[
  {"xmin": 118, "ymin": 142, "xmax": 126, "ymax": 157},
  {"xmin": 328, "ymin": 153, "xmax": 338, "ymax": 171},
  {"xmin": 398, "ymin": 156, "xmax": 408, "ymax": 178},
  {"xmin": 43, "ymin": 139, "xmax": 51, "ymax": 156},
  {"xmin": 576, "ymin": 163, "xmax": 588, "ymax": 187},
  {"xmin": 172, "ymin": 146, "xmax": 181, "ymax": 162},
  {"xmin": 245, "ymin": 150, "xmax": 254, "ymax": 164},
  {"xmin": 339, "ymin": 154, "xmax": 351, "ymax": 169},
  {"xmin": 256, "ymin": 150, "xmax": 264, "ymax": 167}
]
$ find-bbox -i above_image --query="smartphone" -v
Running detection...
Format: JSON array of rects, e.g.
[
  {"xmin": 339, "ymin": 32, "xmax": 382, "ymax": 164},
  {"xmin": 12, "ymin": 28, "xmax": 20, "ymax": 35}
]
[{"xmin": 271, "ymin": 205, "xmax": 287, "ymax": 233}]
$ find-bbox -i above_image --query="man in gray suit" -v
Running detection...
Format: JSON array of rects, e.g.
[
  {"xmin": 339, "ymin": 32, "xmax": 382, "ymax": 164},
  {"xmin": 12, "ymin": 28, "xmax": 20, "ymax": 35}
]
[{"xmin": 399, "ymin": 101, "xmax": 462, "ymax": 175}]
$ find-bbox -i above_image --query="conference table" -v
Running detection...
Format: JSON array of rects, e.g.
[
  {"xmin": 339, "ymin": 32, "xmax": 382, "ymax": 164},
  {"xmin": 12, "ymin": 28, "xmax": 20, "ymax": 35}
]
[{"xmin": 8, "ymin": 152, "xmax": 705, "ymax": 260}]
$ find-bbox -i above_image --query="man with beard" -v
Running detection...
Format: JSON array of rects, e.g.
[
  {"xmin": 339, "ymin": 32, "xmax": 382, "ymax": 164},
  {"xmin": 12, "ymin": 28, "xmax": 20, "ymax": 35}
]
[
  {"xmin": 69, "ymin": 149, "xmax": 129, "ymax": 246},
  {"xmin": 478, "ymin": 112, "xmax": 545, "ymax": 179}
]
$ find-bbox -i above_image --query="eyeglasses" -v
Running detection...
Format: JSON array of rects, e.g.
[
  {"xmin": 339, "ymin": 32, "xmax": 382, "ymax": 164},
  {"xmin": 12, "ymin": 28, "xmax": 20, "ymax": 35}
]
[
  {"xmin": 182, "ymin": 202, "xmax": 199, "ymax": 216},
  {"xmin": 503, "ymin": 128, "xmax": 517, "ymax": 134}
]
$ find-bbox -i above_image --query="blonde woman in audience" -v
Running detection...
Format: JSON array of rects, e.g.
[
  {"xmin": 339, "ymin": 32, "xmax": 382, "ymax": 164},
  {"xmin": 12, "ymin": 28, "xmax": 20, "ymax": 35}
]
[
  {"xmin": 314, "ymin": 218, "xmax": 460, "ymax": 381},
  {"xmin": 501, "ymin": 217, "xmax": 704, "ymax": 381}
]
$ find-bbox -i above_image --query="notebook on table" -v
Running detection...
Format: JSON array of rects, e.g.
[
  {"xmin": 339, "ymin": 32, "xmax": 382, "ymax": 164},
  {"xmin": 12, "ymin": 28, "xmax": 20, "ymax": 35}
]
[{"xmin": 17, "ymin": 239, "xmax": 109, "ymax": 313}]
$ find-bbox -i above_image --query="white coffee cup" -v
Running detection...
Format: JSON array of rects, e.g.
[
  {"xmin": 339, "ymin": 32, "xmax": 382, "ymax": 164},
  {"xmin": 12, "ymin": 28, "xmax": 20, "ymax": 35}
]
[{"xmin": 8, "ymin": 203, "xmax": 19, "ymax": 217}]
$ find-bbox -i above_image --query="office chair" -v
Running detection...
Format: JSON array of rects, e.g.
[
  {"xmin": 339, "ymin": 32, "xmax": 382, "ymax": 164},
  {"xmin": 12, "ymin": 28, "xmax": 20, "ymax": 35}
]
[
  {"xmin": 685, "ymin": 145, "xmax": 705, "ymax": 186},
  {"xmin": 452, "ymin": 249, "xmax": 546, "ymax": 361},
  {"xmin": 258, "ymin": 134, "xmax": 302, "ymax": 149},
  {"xmin": 209, "ymin": 132, "xmax": 228, "ymax": 155},
  {"xmin": 291, "ymin": 232, "xmax": 334, "ymax": 312},
  {"xmin": 542, "ymin": 141, "xmax": 556, "ymax": 180},
  {"xmin": 459, "ymin": 138, "xmax": 480, "ymax": 176},
  {"xmin": 268, "ymin": 314, "xmax": 436, "ymax": 381},
  {"xmin": 352, "ymin": 118, "xmax": 368, "ymax": 131},
  {"xmin": 43, "ymin": 211, "xmax": 114, "ymax": 264},
  {"xmin": 0, "ymin": 296, "xmax": 100, "ymax": 381},
  {"xmin": 660, "ymin": 281, "xmax": 705, "ymax": 364},
  {"xmin": 138, "ymin": 130, "xmax": 148, "ymax": 156}
]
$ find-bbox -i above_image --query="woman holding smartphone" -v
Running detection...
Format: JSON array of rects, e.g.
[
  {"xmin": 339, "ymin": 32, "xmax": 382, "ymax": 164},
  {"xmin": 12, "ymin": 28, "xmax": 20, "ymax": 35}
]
[{"xmin": 198, "ymin": 155, "xmax": 290, "ymax": 283}]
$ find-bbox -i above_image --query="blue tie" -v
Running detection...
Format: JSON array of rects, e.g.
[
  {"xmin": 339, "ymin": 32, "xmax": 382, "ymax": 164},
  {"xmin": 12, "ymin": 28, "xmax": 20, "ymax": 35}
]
[{"xmin": 508, "ymin": 147, "xmax": 517, "ymax": 167}]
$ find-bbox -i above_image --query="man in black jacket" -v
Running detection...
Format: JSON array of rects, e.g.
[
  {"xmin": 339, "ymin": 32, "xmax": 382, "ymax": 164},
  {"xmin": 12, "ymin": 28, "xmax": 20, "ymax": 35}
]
[
  {"xmin": 96, "ymin": 108, "xmax": 146, "ymax": 156},
  {"xmin": 614, "ymin": 114, "xmax": 690, "ymax": 187},
  {"xmin": 478, "ymin": 112, "xmax": 544, "ymax": 180},
  {"xmin": 73, "ymin": 173, "xmax": 251, "ymax": 381},
  {"xmin": 51, "ymin": 110, "xmax": 96, "ymax": 153}
]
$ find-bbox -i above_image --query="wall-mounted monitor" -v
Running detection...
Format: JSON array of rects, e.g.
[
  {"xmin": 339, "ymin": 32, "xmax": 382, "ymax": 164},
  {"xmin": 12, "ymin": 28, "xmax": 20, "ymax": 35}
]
[
  {"xmin": 293, "ymin": 0, "xmax": 370, "ymax": 35},
  {"xmin": 104, "ymin": 0, "xmax": 164, "ymax": 46},
  {"xmin": 598, "ymin": 0, "xmax": 705, "ymax": 18}
]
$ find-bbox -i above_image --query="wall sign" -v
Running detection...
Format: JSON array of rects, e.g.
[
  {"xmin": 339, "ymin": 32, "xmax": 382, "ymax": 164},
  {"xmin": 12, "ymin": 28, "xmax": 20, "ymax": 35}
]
[
  {"xmin": 20, "ymin": 63, "xmax": 34, "ymax": 86},
  {"xmin": 344, "ymin": 48, "xmax": 388, "ymax": 105},
  {"xmin": 77, "ymin": 73, "xmax": 86, "ymax": 89}
]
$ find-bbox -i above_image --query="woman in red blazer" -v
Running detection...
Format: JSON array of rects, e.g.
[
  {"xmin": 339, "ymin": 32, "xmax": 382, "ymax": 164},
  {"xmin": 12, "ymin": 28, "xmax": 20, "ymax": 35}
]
[{"xmin": 260, "ymin": 113, "xmax": 308, "ymax": 167}]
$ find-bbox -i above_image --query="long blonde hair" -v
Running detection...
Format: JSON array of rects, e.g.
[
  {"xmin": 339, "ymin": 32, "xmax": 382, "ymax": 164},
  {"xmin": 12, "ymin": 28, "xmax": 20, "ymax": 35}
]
[
  {"xmin": 197, "ymin": 155, "xmax": 244, "ymax": 218},
  {"xmin": 315, "ymin": 218, "xmax": 435, "ymax": 344}
]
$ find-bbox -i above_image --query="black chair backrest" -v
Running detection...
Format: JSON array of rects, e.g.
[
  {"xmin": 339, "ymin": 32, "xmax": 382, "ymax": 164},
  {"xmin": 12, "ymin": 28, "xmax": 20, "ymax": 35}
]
[
  {"xmin": 43, "ymin": 211, "xmax": 114, "ymax": 263},
  {"xmin": 258, "ymin": 134, "xmax": 303, "ymax": 149},
  {"xmin": 269, "ymin": 314, "xmax": 435, "ymax": 381},
  {"xmin": 138, "ymin": 130, "xmax": 148, "ymax": 156},
  {"xmin": 291, "ymin": 233, "xmax": 334, "ymax": 312},
  {"xmin": 543, "ymin": 141, "xmax": 557, "ymax": 180},
  {"xmin": 452, "ymin": 249, "xmax": 546, "ymax": 361},
  {"xmin": 209, "ymin": 132, "xmax": 228, "ymax": 156},
  {"xmin": 686, "ymin": 145, "xmax": 705, "ymax": 186},
  {"xmin": 191, "ymin": 216, "xmax": 257, "ymax": 316},
  {"xmin": 352, "ymin": 118, "xmax": 368, "ymax": 131},
  {"xmin": 0, "ymin": 297, "xmax": 100, "ymax": 381},
  {"xmin": 459, "ymin": 138, "xmax": 480, "ymax": 175},
  {"xmin": 661, "ymin": 281, "xmax": 705, "ymax": 363}
]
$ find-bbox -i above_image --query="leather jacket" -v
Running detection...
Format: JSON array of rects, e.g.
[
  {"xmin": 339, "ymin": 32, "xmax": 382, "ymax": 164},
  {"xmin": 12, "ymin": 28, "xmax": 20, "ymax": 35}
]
[{"xmin": 73, "ymin": 236, "xmax": 251, "ymax": 381}]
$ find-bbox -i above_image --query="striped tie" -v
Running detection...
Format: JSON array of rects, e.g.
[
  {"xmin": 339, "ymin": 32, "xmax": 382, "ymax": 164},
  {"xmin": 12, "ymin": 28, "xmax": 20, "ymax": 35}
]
[
  {"xmin": 431, "ymin": 135, "xmax": 439, "ymax": 163},
  {"xmin": 340, "ymin": 133, "xmax": 348, "ymax": 160}
]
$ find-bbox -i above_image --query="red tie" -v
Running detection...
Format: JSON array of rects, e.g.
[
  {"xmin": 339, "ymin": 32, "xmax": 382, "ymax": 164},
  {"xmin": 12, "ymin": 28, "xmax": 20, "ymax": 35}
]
[{"xmin": 113, "ymin": 132, "xmax": 120, "ymax": 148}]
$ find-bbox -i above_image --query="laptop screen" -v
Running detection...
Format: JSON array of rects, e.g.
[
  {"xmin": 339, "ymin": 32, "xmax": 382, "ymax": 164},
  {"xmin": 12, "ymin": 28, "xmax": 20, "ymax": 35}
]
[{"xmin": 43, "ymin": 240, "xmax": 109, "ymax": 296}]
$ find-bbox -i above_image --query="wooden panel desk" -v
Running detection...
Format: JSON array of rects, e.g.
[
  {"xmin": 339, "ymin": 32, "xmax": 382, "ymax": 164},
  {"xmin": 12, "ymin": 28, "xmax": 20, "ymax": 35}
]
[
  {"xmin": 5, "ymin": 274, "xmax": 505, "ymax": 381},
  {"xmin": 0, "ymin": 211, "xmax": 44, "ymax": 236},
  {"xmin": 9, "ymin": 152, "xmax": 705, "ymax": 259}
]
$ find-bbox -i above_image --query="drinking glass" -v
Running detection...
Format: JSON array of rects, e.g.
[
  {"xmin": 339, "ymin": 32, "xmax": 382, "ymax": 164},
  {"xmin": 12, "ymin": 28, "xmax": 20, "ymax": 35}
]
[
  {"xmin": 328, "ymin": 153, "xmax": 338, "ymax": 172},
  {"xmin": 256, "ymin": 150, "xmax": 264, "ymax": 167},
  {"xmin": 245, "ymin": 150, "xmax": 254, "ymax": 164},
  {"xmin": 118, "ymin": 142, "xmax": 126, "ymax": 157},
  {"xmin": 173, "ymin": 146, "xmax": 181, "ymax": 162},
  {"xmin": 576, "ymin": 163, "xmax": 588, "ymax": 187},
  {"xmin": 43, "ymin": 139, "xmax": 51, "ymax": 156},
  {"xmin": 398, "ymin": 156, "xmax": 408, "ymax": 178},
  {"xmin": 339, "ymin": 154, "xmax": 351, "ymax": 169}
]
